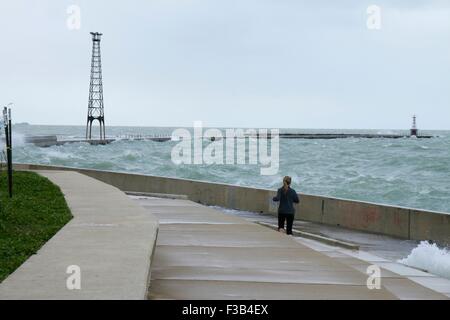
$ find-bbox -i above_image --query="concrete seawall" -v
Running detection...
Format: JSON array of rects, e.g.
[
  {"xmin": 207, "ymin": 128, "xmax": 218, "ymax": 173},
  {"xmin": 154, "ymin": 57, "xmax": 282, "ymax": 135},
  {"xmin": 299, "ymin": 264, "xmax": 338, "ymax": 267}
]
[{"xmin": 13, "ymin": 163, "xmax": 450, "ymax": 244}]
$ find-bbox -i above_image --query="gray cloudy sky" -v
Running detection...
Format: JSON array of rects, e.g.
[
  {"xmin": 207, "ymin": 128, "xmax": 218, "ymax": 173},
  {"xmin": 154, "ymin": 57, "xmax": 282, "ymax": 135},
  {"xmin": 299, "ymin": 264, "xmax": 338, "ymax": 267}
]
[{"xmin": 1, "ymin": 0, "xmax": 449, "ymax": 129}]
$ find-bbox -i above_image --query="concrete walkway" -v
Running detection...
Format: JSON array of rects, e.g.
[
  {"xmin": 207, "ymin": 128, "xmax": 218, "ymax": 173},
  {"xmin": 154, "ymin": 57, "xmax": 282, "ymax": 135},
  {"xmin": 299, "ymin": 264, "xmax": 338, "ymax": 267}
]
[
  {"xmin": 132, "ymin": 196, "xmax": 449, "ymax": 300},
  {"xmin": 0, "ymin": 171, "xmax": 159, "ymax": 299}
]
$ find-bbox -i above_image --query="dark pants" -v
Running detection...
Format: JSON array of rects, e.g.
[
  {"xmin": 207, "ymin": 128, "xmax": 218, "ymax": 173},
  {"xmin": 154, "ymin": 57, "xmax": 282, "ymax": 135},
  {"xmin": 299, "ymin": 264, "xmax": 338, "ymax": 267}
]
[{"xmin": 278, "ymin": 213, "xmax": 294, "ymax": 235}]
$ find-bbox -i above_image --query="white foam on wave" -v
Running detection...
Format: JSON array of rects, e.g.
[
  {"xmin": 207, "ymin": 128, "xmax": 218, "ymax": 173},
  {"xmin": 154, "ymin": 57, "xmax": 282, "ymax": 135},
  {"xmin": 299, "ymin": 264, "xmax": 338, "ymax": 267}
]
[
  {"xmin": 398, "ymin": 241, "xmax": 450, "ymax": 279},
  {"xmin": 46, "ymin": 149, "xmax": 75, "ymax": 160},
  {"xmin": 122, "ymin": 149, "xmax": 142, "ymax": 160},
  {"xmin": 12, "ymin": 132, "xmax": 26, "ymax": 147}
]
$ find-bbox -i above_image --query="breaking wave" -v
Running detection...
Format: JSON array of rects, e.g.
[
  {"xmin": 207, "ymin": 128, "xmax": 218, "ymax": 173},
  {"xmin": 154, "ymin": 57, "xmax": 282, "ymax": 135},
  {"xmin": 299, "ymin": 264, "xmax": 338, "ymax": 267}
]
[{"xmin": 399, "ymin": 241, "xmax": 450, "ymax": 279}]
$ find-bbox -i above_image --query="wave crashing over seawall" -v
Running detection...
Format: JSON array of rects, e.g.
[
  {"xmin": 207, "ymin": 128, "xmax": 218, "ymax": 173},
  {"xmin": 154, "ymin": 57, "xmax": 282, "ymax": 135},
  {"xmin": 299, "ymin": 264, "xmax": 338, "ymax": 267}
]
[{"xmin": 399, "ymin": 241, "xmax": 450, "ymax": 279}]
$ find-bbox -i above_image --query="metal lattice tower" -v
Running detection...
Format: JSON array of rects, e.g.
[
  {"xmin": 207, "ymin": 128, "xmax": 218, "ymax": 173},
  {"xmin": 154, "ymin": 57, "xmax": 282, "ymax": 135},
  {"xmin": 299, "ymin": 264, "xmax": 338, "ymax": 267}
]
[{"xmin": 86, "ymin": 32, "xmax": 106, "ymax": 140}]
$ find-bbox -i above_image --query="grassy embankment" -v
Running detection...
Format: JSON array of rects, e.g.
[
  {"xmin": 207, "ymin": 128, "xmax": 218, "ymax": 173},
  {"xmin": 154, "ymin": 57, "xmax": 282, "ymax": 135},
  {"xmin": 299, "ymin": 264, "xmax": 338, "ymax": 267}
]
[{"xmin": 0, "ymin": 171, "xmax": 72, "ymax": 282}]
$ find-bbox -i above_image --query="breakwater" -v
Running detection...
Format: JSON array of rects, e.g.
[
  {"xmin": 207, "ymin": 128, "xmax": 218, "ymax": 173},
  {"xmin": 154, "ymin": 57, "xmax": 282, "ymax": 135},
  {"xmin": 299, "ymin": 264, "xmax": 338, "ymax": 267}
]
[{"xmin": 23, "ymin": 132, "xmax": 434, "ymax": 147}]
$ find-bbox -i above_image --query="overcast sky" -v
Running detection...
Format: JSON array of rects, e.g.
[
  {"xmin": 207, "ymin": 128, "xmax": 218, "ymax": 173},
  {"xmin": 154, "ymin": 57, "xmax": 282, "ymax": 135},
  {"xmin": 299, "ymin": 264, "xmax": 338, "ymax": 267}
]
[{"xmin": 1, "ymin": 0, "xmax": 449, "ymax": 129}]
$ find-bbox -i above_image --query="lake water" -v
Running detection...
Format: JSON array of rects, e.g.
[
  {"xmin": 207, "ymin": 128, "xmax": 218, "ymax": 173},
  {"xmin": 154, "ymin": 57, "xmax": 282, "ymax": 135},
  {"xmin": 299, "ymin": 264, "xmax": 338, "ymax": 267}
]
[{"xmin": 11, "ymin": 124, "xmax": 450, "ymax": 213}]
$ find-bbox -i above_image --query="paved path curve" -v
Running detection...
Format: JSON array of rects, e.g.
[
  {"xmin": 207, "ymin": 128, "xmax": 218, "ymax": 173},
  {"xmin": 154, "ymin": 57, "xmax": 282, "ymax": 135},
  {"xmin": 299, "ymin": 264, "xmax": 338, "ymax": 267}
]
[{"xmin": 0, "ymin": 171, "xmax": 158, "ymax": 300}]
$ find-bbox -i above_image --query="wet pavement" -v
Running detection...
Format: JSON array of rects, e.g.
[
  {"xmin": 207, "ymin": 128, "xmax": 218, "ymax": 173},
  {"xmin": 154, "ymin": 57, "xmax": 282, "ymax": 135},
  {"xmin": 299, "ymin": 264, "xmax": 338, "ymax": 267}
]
[
  {"xmin": 213, "ymin": 206, "xmax": 420, "ymax": 261},
  {"xmin": 132, "ymin": 196, "xmax": 450, "ymax": 300}
]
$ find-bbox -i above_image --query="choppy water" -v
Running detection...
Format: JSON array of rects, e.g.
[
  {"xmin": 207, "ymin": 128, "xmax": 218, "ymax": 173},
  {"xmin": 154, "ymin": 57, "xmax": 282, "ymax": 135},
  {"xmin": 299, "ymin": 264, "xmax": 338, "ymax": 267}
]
[{"xmin": 10, "ymin": 124, "xmax": 450, "ymax": 213}]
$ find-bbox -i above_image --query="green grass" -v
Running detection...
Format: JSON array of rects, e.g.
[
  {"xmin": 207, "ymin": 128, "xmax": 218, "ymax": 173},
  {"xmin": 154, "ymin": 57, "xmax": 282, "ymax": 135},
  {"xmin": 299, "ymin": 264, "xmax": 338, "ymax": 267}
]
[{"xmin": 0, "ymin": 171, "xmax": 72, "ymax": 282}]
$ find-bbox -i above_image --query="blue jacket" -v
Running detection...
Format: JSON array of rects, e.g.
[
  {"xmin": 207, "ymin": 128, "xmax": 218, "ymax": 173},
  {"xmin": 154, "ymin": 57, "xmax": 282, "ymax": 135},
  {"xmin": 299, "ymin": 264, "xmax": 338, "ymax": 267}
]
[{"xmin": 273, "ymin": 187, "xmax": 300, "ymax": 215}]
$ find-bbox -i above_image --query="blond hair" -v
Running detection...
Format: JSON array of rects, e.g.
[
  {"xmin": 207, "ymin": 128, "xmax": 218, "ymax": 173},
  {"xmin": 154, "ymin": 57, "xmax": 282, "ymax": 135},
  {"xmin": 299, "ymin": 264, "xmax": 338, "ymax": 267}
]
[{"xmin": 283, "ymin": 176, "xmax": 292, "ymax": 191}]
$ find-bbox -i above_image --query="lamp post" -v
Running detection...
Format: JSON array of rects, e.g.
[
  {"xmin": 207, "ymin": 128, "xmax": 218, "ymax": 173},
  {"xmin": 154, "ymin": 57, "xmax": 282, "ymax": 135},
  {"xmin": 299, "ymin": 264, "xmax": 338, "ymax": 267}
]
[{"xmin": 3, "ymin": 103, "xmax": 13, "ymax": 198}]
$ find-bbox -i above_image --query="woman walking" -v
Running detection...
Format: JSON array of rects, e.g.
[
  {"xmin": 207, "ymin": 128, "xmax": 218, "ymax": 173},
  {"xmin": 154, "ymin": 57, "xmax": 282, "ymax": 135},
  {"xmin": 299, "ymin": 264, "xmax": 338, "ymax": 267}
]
[{"xmin": 272, "ymin": 176, "xmax": 299, "ymax": 235}]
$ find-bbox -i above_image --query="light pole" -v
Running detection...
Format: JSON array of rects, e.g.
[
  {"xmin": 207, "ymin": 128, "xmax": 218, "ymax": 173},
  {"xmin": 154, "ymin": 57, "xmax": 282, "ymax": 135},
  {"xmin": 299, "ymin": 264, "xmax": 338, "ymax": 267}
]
[{"xmin": 3, "ymin": 103, "xmax": 13, "ymax": 198}]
